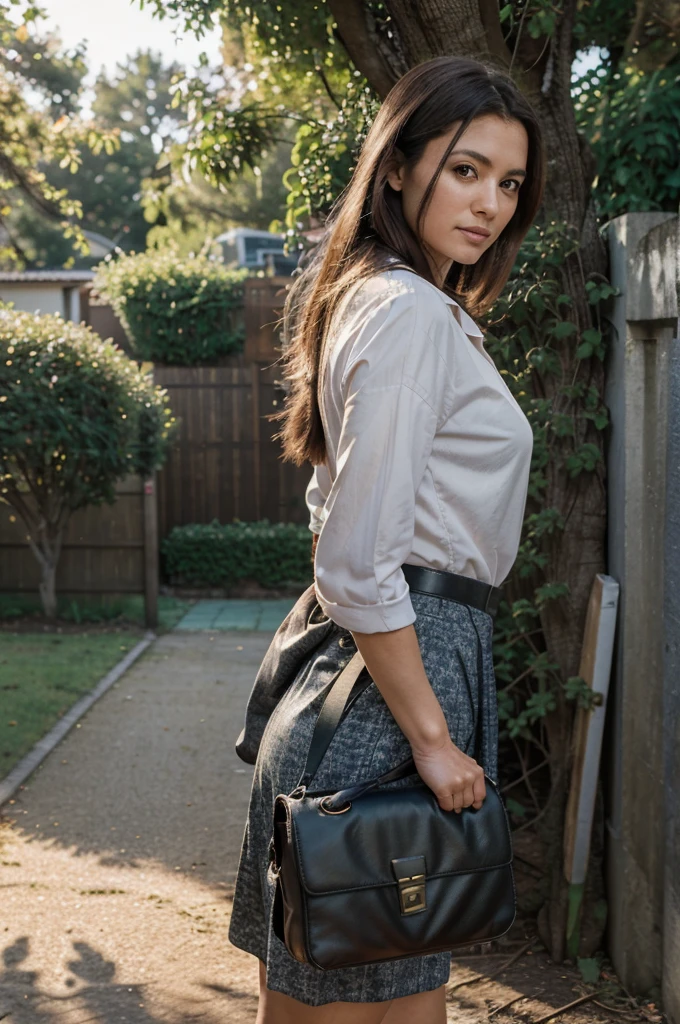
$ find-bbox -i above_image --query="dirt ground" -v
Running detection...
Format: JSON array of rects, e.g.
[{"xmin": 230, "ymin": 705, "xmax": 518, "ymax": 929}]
[{"xmin": 0, "ymin": 628, "xmax": 669, "ymax": 1024}]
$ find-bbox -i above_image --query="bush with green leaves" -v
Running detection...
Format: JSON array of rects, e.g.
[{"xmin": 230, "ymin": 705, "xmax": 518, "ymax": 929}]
[
  {"xmin": 93, "ymin": 247, "xmax": 249, "ymax": 365},
  {"xmin": 161, "ymin": 518, "xmax": 313, "ymax": 588},
  {"xmin": 0, "ymin": 308, "xmax": 178, "ymax": 616}
]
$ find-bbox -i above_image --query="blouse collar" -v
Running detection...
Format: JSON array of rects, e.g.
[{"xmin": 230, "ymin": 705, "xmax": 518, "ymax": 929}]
[{"xmin": 384, "ymin": 256, "xmax": 484, "ymax": 341}]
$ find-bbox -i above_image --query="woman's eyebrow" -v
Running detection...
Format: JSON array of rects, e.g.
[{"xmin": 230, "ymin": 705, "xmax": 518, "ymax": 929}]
[{"xmin": 449, "ymin": 148, "xmax": 527, "ymax": 178}]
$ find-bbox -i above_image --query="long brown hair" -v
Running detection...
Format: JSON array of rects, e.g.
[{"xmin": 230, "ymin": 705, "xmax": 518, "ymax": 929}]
[{"xmin": 269, "ymin": 55, "xmax": 546, "ymax": 468}]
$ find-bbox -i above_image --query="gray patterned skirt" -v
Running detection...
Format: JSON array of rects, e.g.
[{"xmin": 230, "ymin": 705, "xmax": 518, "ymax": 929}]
[{"xmin": 228, "ymin": 587, "xmax": 499, "ymax": 1007}]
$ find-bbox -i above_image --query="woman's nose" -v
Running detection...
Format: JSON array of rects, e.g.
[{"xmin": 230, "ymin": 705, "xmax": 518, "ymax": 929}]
[{"xmin": 472, "ymin": 184, "xmax": 500, "ymax": 218}]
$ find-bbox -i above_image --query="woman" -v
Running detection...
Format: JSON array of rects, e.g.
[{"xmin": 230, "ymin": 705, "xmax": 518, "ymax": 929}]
[{"xmin": 229, "ymin": 54, "xmax": 546, "ymax": 1023}]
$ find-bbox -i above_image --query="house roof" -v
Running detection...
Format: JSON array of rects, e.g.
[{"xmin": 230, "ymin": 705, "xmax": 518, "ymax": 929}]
[{"xmin": 0, "ymin": 270, "xmax": 95, "ymax": 283}]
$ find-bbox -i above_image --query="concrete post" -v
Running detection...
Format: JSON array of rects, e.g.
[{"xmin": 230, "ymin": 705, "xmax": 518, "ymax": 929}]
[{"xmin": 604, "ymin": 211, "xmax": 679, "ymax": 1016}]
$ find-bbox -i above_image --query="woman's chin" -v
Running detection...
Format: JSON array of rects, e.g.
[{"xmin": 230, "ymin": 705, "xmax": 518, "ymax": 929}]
[{"xmin": 450, "ymin": 250, "xmax": 482, "ymax": 266}]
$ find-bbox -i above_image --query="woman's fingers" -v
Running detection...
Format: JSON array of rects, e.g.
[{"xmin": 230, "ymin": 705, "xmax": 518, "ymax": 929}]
[
  {"xmin": 437, "ymin": 790, "xmax": 455, "ymax": 813},
  {"xmin": 472, "ymin": 771, "xmax": 487, "ymax": 808},
  {"xmin": 449, "ymin": 767, "xmax": 487, "ymax": 813},
  {"xmin": 412, "ymin": 741, "xmax": 488, "ymax": 814}
]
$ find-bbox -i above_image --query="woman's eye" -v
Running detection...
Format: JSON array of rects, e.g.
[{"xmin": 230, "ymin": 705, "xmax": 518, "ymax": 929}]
[{"xmin": 454, "ymin": 164, "xmax": 521, "ymax": 192}]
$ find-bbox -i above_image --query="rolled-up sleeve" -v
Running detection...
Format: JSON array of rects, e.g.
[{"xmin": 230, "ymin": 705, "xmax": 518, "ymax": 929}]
[
  {"xmin": 313, "ymin": 292, "xmax": 451, "ymax": 633},
  {"xmin": 305, "ymin": 462, "xmax": 332, "ymax": 535}
]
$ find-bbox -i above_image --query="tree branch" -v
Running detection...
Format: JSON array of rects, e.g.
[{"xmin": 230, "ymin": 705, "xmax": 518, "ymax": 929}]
[
  {"xmin": 328, "ymin": 0, "xmax": 397, "ymax": 98},
  {"xmin": 477, "ymin": 0, "xmax": 513, "ymax": 68}
]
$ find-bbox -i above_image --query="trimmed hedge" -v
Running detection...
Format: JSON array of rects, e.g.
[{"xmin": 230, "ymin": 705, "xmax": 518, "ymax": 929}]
[
  {"xmin": 93, "ymin": 247, "xmax": 249, "ymax": 365},
  {"xmin": 161, "ymin": 519, "xmax": 314, "ymax": 588}
]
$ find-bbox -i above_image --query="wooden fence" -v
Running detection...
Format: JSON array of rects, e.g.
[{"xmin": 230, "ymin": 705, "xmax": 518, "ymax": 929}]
[
  {"xmin": 154, "ymin": 276, "xmax": 311, "ymax": 538},
  {"xmin": 0, "ymin": 274, "xmax": 312, "ymax": 612},
  {"xmin": 0, "ymin": 473, "xmax": 158, "ymax": 624}
]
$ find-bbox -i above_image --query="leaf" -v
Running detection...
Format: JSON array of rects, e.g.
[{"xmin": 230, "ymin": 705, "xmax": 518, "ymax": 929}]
[
  {"xmin": 552, "ymin": 320, "xmax": 578, "ymax": 339},
  {"xmin": 505, "ymin": 798, "xmax": 527, "ymax": 818},
  {"xmin": 577, "ymin": 957, "xmax": 601, "ymax": 983}
]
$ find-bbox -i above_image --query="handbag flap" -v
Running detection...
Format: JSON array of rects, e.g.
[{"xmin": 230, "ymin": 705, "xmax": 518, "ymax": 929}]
[{"xmin": 283, "ymin": 781, "xmax": 513, "ymax": 896}]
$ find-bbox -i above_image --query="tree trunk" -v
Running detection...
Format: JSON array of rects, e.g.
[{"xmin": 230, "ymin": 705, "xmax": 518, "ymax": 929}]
[
  {"xmin": 332, "ymin": 0, "xmax": 609, "ymax": 962},
  {"xmin": 6, "ymin": 489, "xmax": 70, "ymax": 620},
  {"xmin": 39, "ymin": 559, "xmax": 58, "ymax": 619}
]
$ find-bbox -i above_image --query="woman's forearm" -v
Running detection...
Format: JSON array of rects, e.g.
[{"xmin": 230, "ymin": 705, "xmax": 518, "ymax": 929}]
[
  {"xmin": 311, "ymin": 536, "xmax": 485, "ymax": 811},
  {"xmin": 349, "ymin": 623, "xmax": 450, "ymax": 752},
  {"xmin": 311, "ymin": 533, "xmax": 448, "ymax": 751}
]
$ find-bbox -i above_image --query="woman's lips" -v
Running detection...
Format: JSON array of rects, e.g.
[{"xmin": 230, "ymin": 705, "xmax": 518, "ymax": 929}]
[{"xmin": 457, "ymin": 228, "xmax": 489, "ymax": 243}]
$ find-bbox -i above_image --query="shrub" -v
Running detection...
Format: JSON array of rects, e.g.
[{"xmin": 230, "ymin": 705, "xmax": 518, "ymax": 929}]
[
  {"xmin": 0, "ymin": 308, "xmax": 178, "ymax": 616},
  {"xmin": 161, "ymin": 519, "xmax": 314, "ymax": 588},
  {"xmin": 93, "ymin": 246, "xmax": 249, "ymax": 365}
]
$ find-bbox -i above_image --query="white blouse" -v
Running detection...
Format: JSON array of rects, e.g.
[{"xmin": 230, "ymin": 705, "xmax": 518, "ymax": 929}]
[{"xmin": 306, "ymin": 263, "xmax": 534, "ymax": 634}]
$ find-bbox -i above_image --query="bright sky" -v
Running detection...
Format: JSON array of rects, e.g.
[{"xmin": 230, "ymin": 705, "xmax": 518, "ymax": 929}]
[{"xmin": 34, "ymin": 0, "xmax": 224, "ymax": 111}]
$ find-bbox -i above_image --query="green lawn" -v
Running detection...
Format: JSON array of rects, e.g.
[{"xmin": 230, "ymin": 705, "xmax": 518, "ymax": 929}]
[
  {"xmin": 0, "ymin": 631, "xmax": 148, "ymax": 774},
  {"xmin": 0, "ymin": 593, "xmax": 192, "ymax": 631},
  {"xmin": 0, "ymin": 596, "xmax": 193, "ymax": 776}
]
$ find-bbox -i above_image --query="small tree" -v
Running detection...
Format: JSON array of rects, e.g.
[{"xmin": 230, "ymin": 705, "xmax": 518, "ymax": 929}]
[{"xmin": 0, "ymin": 308, "xmax": 177, "ymax": 617}]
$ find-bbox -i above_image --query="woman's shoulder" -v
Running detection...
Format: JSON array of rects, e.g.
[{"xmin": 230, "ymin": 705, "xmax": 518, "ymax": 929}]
[{"xmin": 337, "ymin": 266, "xmax": 456, "ymax": 340}]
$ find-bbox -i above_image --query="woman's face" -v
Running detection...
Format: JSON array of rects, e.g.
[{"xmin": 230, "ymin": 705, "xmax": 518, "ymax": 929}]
[{"xmin": 386, "ymin": 113, "xmax": 529, "ymax": 286}]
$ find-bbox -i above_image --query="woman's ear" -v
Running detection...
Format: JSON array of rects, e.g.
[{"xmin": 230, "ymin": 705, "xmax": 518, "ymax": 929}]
[{"xmin": 385, "ymin": 147, "xmax": 406, "ymax": 192}]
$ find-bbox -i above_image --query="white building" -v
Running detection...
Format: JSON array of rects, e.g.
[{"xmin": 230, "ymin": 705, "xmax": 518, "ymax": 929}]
[{"xmin": 0, "ymin": 269, "xmax": 95, "ymax": 321}]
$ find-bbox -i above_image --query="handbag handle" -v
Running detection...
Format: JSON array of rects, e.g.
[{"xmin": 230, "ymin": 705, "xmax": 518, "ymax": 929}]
[{"xmin": 295, "ymin": 617, "xmax": 486, "ymax": 804}]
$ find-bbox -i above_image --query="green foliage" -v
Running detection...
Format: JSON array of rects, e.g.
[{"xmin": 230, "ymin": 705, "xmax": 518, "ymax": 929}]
[
  {"xmin": 0, "ymin": 3, "xmax": 119, "ymax": 268},
  {"xmin": 563, "ymin": 675, "xmax": 602, "ymax": 711},
  {"xmin": 272, "ymin": 76, "xmax": 380, "ymax": 241},
  {"xmin": 0, "ymin": 21, "xmax": 87, "ymax": 117},
  {"xmin": 0, "ymin": 308, "xmax": 176, "ymax": 509},
  {"xmin": 143, "ymin": 137, "xmax": 293, "ymax": 251},
  {"xmin": 0, "ymin": 590, "xmax": 190, "ymax": 628},
  {"xmin": 93, "ymin": 247, "xmax": 249, "ymax": 365},
  {"xmin": 161, "ymin": 518, "xmax": 314, "ymax": 587},
  {"xmin": 480, "ymin": 205, "xmax": 620, "ymax": 757},
  {"xmin": 12, "ymin": 47, "xmax": 187, "ymax": 266},
  {"xmin": 574, "ymin": 58, "xmax": 680, "ymax": 217},
  {"xmin": 148, "ymin": 0, "xmax": 350, "ymax": 247}
]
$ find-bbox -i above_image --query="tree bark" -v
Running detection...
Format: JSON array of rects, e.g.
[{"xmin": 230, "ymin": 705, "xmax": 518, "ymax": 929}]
[
  {"xmin": 40, "ymin": 559, "xmax": 58, "ymax": 619},
  {"xmin": 6, "ymin": 485, "xmax": 70, "ymax": 619}
]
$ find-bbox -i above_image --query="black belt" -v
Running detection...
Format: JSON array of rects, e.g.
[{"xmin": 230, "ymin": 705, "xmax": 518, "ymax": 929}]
[{"xmin": 401, "ymin": 562, "xmax": 503, "ymax": 619}]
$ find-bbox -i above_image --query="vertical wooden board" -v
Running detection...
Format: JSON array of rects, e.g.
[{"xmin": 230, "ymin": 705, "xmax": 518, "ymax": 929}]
[
  {"xmin": 563, "ymin": 574, "xmax": 619, "ymax": 885},
  {"xmin": 250, "ymin": 361, "xmax": 261, "ymax": 522},
  {"xmin": 219, "ymin": 371, "xmax": 232, "ymax": 524},
  {"xmin": 144, "ymin": 473, "xmax": 159, "ymax": 628},
  {"xmin": 57, "ymin": 546, "xmax": 143, "ymax": 592},
  {"xmin": 232, "ymin": 367, "xmax": 242, "ymax": 519}
]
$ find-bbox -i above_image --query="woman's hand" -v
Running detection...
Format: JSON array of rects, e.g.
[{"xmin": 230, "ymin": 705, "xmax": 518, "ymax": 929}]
[{"xmin": 410, "ymin": 735, "xmax": 486, "ymax": 813}]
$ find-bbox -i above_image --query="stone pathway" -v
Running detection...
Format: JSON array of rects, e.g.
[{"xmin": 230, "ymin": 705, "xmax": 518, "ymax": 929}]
[
  {"xmin": 0, "ymin": 624, "xmax": 272, "ymax": 1023},
  {"xmin": 0, "ymin": 605, "xmax": 654, "ymax": 1024},
  {"xmin": 174, "ymin": 599, "xmax": 296, "ymax": 633}
]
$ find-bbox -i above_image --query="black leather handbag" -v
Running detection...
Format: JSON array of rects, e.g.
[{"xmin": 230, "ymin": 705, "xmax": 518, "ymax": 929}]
[{"xmin": 269, "ymin": 643, "xmax": 517, "ymax": 971}]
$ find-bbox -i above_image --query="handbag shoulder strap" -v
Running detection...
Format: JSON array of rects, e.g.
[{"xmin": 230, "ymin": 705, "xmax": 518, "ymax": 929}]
[
  {"xmin": 296, "ymin": 650, "xmax": 369, "ymax": 789},
  {"xmin": 295, "ymin": 627, "xmax": 485, "ymax": 796}
]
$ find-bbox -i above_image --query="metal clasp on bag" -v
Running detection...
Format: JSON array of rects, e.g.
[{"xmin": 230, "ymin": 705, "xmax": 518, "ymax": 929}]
[{"xmin": 391, "ymin": 855, "xmax": 427, "ymax": 915}]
